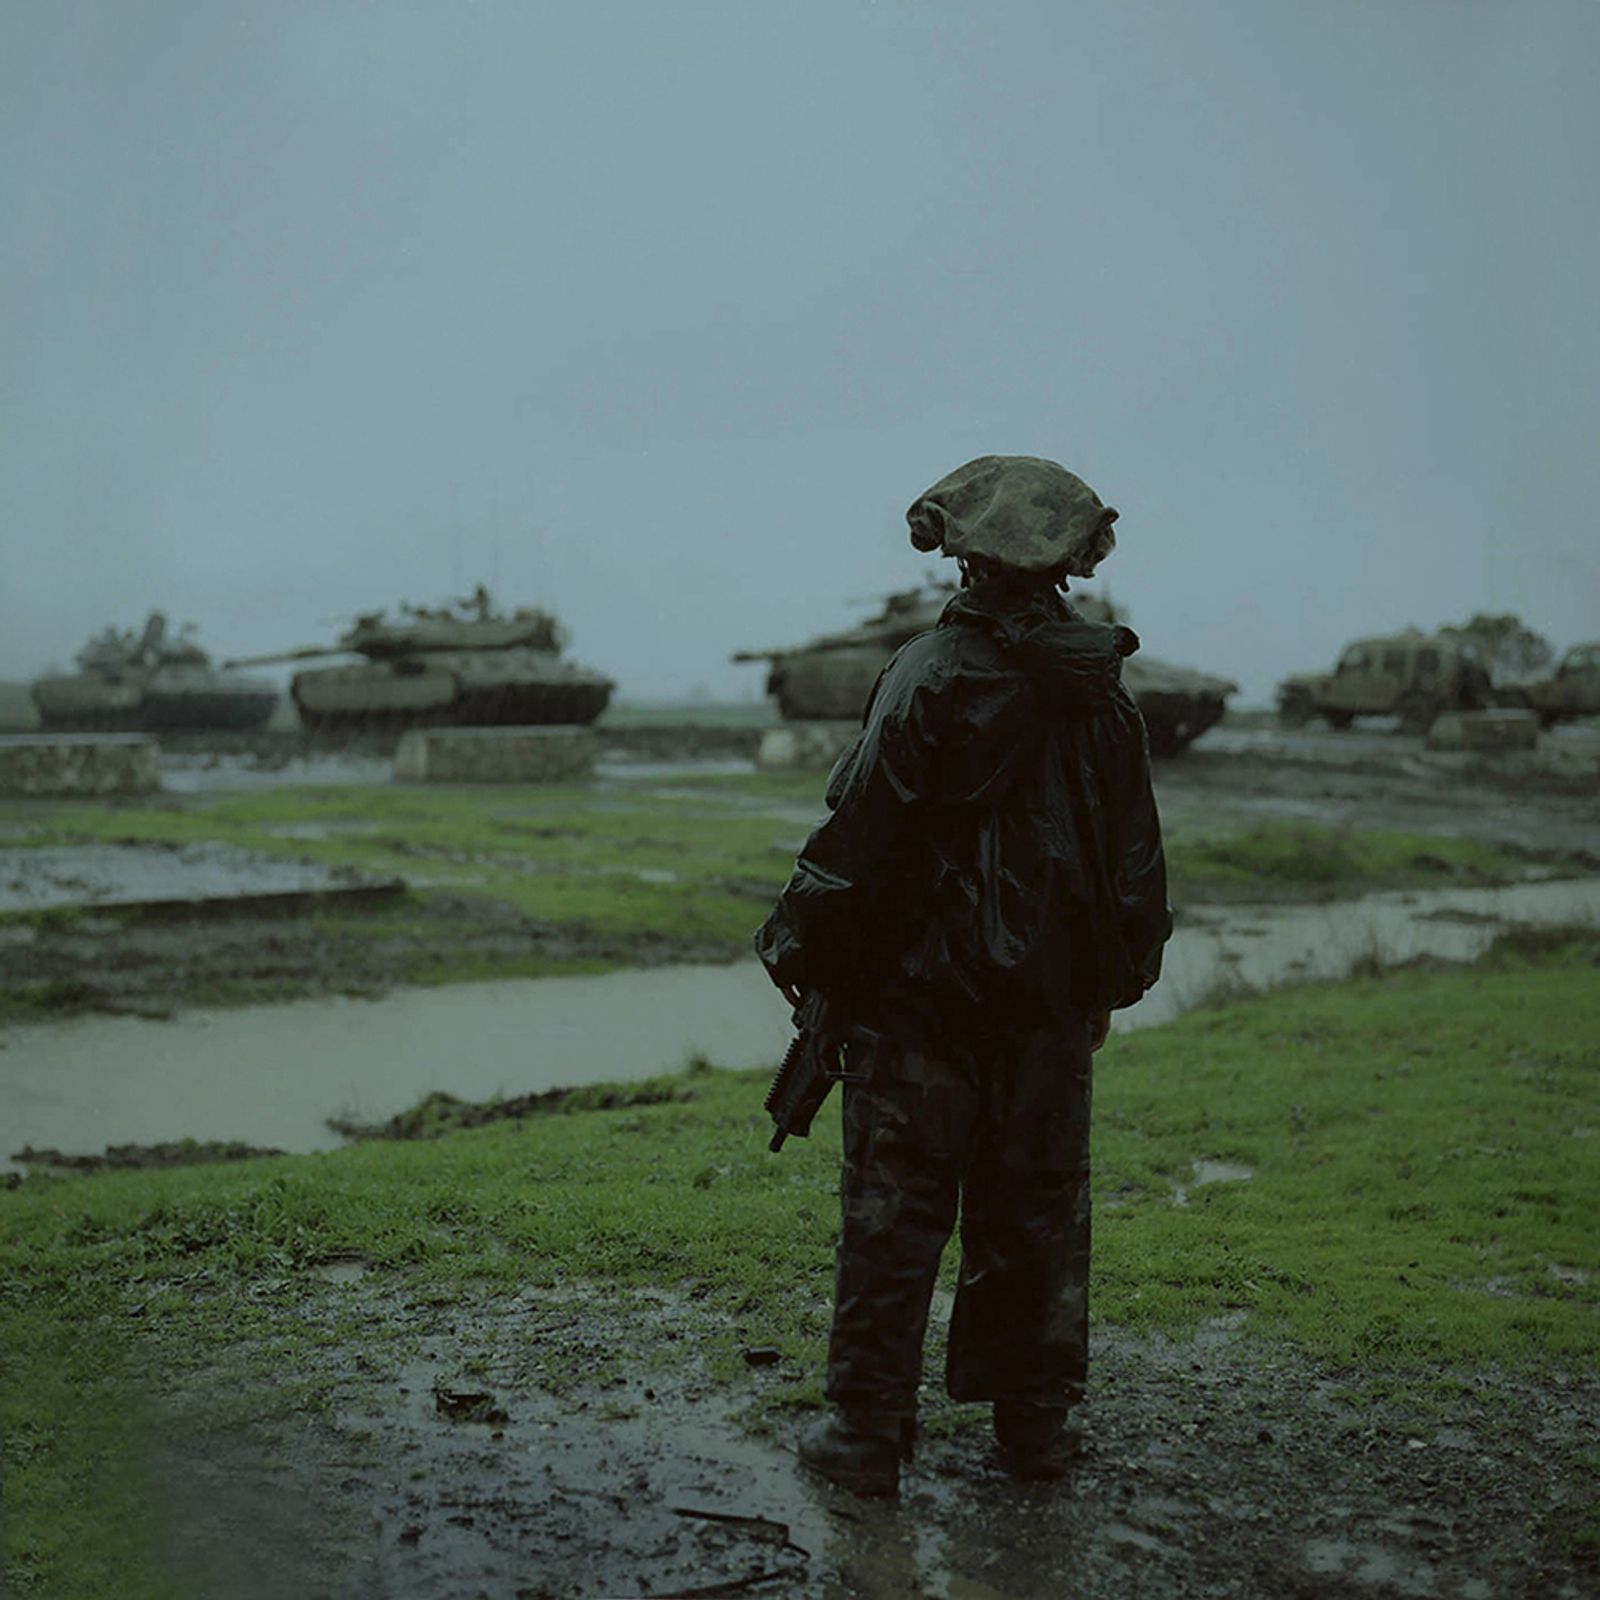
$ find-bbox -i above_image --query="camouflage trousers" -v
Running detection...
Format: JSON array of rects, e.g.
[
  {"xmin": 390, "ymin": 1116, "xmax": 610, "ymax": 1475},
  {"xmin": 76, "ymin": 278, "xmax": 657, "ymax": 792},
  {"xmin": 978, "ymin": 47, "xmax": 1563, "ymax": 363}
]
[{"xmin": 826, "ymin": 1020, "xmax": 1094, "ymax": 1421}]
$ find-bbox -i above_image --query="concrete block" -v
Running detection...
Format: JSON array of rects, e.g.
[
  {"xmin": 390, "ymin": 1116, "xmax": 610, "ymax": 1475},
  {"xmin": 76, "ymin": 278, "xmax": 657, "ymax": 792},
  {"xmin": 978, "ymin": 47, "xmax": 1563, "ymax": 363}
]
[
  {"xmin": 755, "ymin": 722, "xmax": 858, "ymax": 771},
  {"xmin": 0, "ymin": 733, "xmax": 160, "ymax": 797},
  {"xmin": 1426, "ymin": 710, "xmax": 1540, "ymax": 753},
  {"xmin": 393, "ymin": 725, "xmax": 597, "ymax": 784}
]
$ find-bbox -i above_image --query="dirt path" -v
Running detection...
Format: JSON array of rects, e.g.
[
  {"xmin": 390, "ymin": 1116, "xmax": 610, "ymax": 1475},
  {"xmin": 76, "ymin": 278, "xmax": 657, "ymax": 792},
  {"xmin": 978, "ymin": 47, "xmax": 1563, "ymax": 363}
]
[{"xmin": 150, "ymin": 1281, "xmax": 1598, "ymax": 1599}]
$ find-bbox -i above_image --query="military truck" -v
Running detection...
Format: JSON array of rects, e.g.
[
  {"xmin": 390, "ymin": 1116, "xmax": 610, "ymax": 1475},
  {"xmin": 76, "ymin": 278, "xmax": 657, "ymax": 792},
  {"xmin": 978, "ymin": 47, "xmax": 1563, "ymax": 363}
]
[
  {"xmin": 1514, "ymin": 642, "xmax": 1600, "ymax": 728},
  {"xmin": 1276, "ymin": 630, "xmax": 1493, "ymax": 734},
  {"xmin": 735, "ymin": 581, "xmax": 1235, "ymax": 756}
]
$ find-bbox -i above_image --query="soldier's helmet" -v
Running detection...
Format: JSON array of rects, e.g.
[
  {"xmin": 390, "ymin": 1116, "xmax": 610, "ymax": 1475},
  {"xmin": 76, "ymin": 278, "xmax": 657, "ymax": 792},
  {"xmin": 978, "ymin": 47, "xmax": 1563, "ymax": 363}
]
[{"xmin": 906, "ymin": 454, "xmax": 1118, "ymax": 577}]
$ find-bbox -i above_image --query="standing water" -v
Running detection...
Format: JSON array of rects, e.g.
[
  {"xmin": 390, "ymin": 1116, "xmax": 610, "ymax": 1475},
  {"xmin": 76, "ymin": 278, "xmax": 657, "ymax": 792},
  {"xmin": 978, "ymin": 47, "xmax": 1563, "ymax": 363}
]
[{"xmin": 2, "ymin": 877, "xmax": 1597, "ymax": 1169}]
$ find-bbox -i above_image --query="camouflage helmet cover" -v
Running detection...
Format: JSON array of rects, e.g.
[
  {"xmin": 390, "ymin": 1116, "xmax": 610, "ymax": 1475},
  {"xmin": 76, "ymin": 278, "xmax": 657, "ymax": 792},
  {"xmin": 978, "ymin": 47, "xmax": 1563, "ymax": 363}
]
[{"xmin": 905, "ymin": 454, "xmax": 1119, "ymax": 577}]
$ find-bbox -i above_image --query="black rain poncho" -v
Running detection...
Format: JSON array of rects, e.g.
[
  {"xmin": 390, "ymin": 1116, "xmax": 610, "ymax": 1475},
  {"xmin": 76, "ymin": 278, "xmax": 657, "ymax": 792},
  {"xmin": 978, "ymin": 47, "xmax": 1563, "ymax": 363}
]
[{"xmin": 755, "ymin": 578, "xmax": 1171, "ymax": 1041}]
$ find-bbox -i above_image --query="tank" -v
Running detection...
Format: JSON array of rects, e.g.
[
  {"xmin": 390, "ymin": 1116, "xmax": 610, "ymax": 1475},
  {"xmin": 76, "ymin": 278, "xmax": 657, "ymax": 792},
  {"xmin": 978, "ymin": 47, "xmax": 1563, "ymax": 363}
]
[
  {"xmin": 31, "ymin": 612, "xmax": 279, "ymax": 732},
  {"xmin": 734, "ymin": 581, "xmax": 1235, "ymax": 756},
  {"xmin": 226, "ymin": 586, "xmax": 614, "ymax": 734}
]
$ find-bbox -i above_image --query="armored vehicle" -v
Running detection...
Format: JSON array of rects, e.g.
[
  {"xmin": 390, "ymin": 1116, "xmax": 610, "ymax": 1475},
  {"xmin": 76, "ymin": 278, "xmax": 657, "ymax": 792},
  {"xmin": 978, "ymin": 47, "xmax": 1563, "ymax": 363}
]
[
  {"xmin": 227, "ymin": 587, "xmax": 613, "ymax": 734},
  {"xmin": 734, "ymin": 582, "xmax": 1235, "ymax": 756},
  {"xmin": 1514, "ymin": 642, "xmax": 1600, "ymax": 728},
  {"xmin": 31, "ymin": 612, "xmax": 278, "ymax": 732},
  {"xmin": 1276, "ymin": 630, "xmax": 1492, "ymax": 734}
]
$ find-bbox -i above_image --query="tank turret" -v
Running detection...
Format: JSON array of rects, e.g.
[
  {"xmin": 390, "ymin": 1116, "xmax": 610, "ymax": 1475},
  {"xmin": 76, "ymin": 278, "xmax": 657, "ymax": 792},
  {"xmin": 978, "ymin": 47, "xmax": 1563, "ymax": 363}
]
[
  {"xmin": 735, "ymin": 581, "xmax": 1235, "ymax": 756},
  {"xmin": 225, "ymin": 587, "xmax": 613, "ymax": 735}
]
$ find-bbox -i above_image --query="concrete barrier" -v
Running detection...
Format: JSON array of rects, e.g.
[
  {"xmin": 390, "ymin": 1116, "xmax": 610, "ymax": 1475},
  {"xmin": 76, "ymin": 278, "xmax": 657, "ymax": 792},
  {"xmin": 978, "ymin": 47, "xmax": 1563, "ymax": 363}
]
[
  {"xmin": 755, "ymin": 722, "xmax": 858, "ymax": 771},
  {"xmin": 393, "ymin": 725, "xmax": 597, "ymax": 784},
  {"xmin": 0, "ymin": 733, "xmax": 160, "ymax": 797},
  {"xmin": 1426, "ymin": 710, "xmax": 1540, "ymax": 753}
]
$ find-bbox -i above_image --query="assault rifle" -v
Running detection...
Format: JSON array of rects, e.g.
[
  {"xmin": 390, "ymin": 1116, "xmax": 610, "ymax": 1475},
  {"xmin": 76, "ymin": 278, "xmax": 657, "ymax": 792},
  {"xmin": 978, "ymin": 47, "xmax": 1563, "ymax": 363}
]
[{"xmin": 764, "ymin": 991, "xmax": 844, "ymax": 1153}]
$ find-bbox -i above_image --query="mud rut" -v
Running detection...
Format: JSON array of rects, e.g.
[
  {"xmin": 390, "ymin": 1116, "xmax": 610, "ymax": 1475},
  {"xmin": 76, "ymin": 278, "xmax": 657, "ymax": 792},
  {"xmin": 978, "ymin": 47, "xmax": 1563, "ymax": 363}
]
[{"xmin": 149, "ymin": 1280, "xmax": 1598, "ymax": 1600}]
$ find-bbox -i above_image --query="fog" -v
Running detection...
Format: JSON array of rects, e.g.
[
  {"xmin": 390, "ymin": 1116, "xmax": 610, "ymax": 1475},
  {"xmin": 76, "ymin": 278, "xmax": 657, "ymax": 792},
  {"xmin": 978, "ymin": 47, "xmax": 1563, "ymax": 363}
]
[{"xmin": 4, "ymin": 0, "xmax": 1596, "ymax": 703}]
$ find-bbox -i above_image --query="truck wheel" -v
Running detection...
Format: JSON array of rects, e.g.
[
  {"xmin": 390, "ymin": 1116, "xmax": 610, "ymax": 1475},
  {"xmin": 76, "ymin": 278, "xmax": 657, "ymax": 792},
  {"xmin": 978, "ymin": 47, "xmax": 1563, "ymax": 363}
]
[
  {"xmin": 1396, "ymin": 692, "xmax": 1438, "ymax": 736},
  {"xmin": 1324, "ymin": 710, "xmax": 1354, "ymax": 730}
]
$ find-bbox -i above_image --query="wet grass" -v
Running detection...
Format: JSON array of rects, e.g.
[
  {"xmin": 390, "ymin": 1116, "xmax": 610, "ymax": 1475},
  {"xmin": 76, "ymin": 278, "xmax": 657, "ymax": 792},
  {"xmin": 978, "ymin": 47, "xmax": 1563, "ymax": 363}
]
[
  {"xmin": 596, "ymin": 699, "xmax": 775, "ymax": 729},
  {"xmin": 2, "ymin": 778, "xmax": 805, "ymax": 954},
  {"xmin": 5, "ymin": 780, "xmax": 1565, "ymax": 911},
  {"xmin": 3, "ymin": 941, "xmax": 1597, "ymax": 1592},
  {"xmin": 1093, "ymin": 928, "xmax": 1600, "ymax": 1359},
  {"xmin": 0, "ymin": 783, "xmax": 1576, "ymax": 1017},
  {"xmin": 1162, "ymin": 817, "xmax": 1561, "ymax": 902}
]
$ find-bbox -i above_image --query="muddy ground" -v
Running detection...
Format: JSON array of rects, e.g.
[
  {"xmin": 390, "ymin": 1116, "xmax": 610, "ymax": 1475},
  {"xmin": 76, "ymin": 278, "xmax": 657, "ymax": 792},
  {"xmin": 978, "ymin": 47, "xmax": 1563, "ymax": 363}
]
[
  {"xmin": 0, "ymin": 889, "xmax": 741, "ymax": 1019},
  {"xmin": 3, "ymin": 725, "xmax": 1596, "ymax": 1024},
  {"xmin": 1154, "ymin": 725, "xmax": 1599, "ymax": 858},
  {"xmin": 152, "ymin": 1278, "xmax": 1599, "ymax": 1600},
  {"xmin": 14, "ymin": 728, "xmax": 1600, "ymax": 1597}
]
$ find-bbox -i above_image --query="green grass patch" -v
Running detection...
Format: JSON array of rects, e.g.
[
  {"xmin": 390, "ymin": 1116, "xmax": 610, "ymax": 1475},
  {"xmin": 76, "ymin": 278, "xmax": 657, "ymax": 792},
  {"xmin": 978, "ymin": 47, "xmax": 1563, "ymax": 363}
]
[
  {"xmin": 597, "ymin": 700, "xmax": 775, "ymax": 730},
  {"xmin": 1094, "ymin": 941, "xmax": 1600, "ymax": 1360},
  {"xmin": 2, "ymin": 777, "xmax": 809, "ymax": 954},
  {"xmin": 4, "ymin": 943, "xmax": 1597, "ymax": 1592},
  {"xmin": 0, "ymin": 1286, "xmax": 170, "ymax": 1598},
  {"xmin": 3, "ymin": 782, "xmax": 1572, "ymax": 959},
  {"xmin": 1163, "ymin": 818, "xmax": 1552, "ymax": 903}
]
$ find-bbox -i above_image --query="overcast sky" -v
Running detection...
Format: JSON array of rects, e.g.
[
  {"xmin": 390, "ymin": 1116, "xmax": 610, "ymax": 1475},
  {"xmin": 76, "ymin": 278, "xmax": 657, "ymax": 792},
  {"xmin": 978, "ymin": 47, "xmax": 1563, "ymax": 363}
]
[{"xmin": 3, "ymin": 0, "xmax": 1596, "ymax": 703}]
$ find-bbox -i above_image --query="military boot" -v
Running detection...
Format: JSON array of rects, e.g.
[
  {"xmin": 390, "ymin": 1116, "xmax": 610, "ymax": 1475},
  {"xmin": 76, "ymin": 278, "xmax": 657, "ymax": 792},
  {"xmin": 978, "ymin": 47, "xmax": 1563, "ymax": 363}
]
[
  {"xmin": 993, "ymin": 1399, "xmax": 1083, "ymax": 1481},
  {"xmin": 797, "ymin": 1406, "xmax": 912, "ymax": 1498}
]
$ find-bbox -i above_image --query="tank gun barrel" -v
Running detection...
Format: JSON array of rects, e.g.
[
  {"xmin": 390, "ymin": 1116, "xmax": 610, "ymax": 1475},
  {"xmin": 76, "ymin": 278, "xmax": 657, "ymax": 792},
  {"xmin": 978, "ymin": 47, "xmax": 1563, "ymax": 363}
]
[
  {"xmin": 222, "ymin": 644, "xmax": 347, "ymax": 669},
  {"xmin": 733, "ymin": 621, "xmax": 900, "ymax": 665}
]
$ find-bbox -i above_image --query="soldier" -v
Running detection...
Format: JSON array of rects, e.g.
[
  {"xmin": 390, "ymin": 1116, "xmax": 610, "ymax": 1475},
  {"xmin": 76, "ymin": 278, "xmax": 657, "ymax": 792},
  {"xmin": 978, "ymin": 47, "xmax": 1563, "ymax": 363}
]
[{"xmin": 756, "ymin": 454, "xmax": 1172, "ymax": 1496}]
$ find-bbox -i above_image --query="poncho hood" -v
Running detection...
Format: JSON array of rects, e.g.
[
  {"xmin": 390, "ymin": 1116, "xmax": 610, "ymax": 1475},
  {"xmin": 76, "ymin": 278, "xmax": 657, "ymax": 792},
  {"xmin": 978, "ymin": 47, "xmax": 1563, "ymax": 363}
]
[{"xmin": 940, "ymin": 578, "xmax": 1140, "ymax": 709}]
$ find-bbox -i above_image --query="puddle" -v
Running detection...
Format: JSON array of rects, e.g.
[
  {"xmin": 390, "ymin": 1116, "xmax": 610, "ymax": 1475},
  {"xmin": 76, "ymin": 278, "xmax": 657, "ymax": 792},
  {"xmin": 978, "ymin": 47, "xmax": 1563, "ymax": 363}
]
[
  {"xmin": 1301, "ymin": 1535, "xmax": 1441, "ymax": 1594},
  {"xmin": 164, "ymin": 1283, "xmax": 1063, "ymax": 1597},
  {"xmin": 4, "ymin": 877, "xmax": 1599, "ymax": 1172},
  {"xmin": 1192, "ymin": 1159, "xmax": 1254, "ymax": 1186},
  {"xmin": 1172, "ymin": 1158, "xmax": 1253, "ymax": 1207},
  {"xmin": 145, "ymin": 1279, "xmax": 1599, "ymax": 1600},
  {"xmin": 1410, "ymin": 906, "xmax": 1503, "ymax": 926},
  {"xmin": 595, "ymin": 756, "xmax": 756, "ymax": 780},
  {"xmin": 1134, "ymin": 875, "xmax": 1600, "ymax": 1031},
  {"xmin": 1, "ymin": 960, "xmax": 794, "ymax": 1171},
  {"xmin": 261, "ymin": 820, "xmax": 387, "ymax": 841},
  {"xmin": 310, "ymin": 1254, "xmax": 374, "ymax": 1285},
  {"xmin": 157, "ymin": 750, "xmax": 759, "ymax": 796},
  {"xmin": 160, "ymin": 751, "xmax": 394, "ymax": 793}
]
